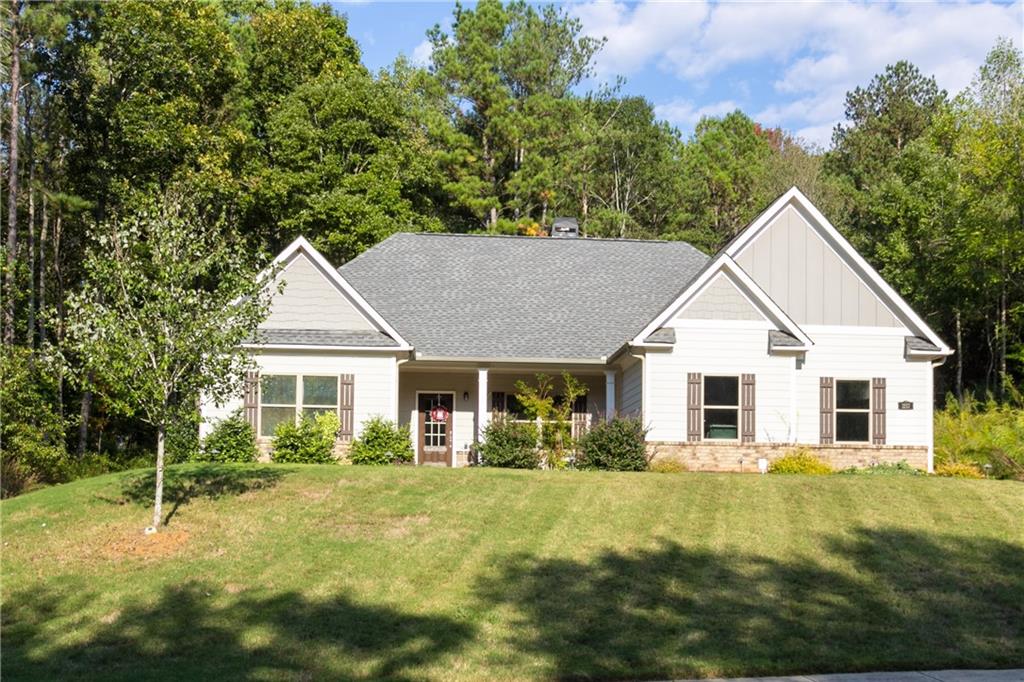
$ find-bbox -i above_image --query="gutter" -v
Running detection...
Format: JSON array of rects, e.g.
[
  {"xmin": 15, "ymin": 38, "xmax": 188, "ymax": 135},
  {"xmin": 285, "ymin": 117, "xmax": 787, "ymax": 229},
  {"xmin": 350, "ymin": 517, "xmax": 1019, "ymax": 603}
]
[{"xmin": 412, "ymin": 353, "xmax": 608, "ymax": 365}]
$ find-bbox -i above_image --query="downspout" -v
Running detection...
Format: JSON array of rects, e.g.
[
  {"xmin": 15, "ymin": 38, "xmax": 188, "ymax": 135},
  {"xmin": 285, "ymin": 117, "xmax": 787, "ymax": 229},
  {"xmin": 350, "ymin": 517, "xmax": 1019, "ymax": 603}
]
[
  {"xmin": 927, "ymin": 356, "xmax": 948, "ymax": 474},
  {"xmin": 396, "ymin": 353, "xmax": 411, "ymax": 462}
]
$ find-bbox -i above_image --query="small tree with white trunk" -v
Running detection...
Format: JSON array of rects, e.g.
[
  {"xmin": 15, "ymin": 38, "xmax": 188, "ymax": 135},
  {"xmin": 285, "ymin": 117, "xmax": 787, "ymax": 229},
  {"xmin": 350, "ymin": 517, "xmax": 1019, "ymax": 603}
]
[{"xmin": 66, "ymin": 192, "xmax": 277, "ymax": 532}]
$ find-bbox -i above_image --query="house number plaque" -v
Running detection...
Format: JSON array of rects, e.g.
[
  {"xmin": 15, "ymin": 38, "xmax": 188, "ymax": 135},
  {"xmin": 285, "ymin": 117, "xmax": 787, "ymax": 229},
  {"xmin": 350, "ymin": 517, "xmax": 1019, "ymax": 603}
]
[{"xmin": 898, "ymin": 401, "xmax": 913, "ymax": 410}]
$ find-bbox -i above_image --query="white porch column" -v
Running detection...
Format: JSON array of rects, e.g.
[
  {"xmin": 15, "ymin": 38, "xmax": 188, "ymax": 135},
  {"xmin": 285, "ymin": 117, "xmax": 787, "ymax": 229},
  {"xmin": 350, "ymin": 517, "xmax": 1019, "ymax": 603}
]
[
  {"xmin": 605, "ymin": 369, "xmax": 616, "ymax": 418},
  {"xmin": 477, "ymin": 368, "xmax": 489, "ymax": 442}
]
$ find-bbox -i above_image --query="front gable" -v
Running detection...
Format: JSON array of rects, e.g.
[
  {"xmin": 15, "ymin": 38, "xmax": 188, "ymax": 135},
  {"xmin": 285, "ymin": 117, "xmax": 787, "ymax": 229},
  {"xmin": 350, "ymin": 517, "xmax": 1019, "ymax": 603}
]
[
  {"xmin": 253, "ymin": 237, "xmax": 411, "ymax": 350},
  {"xmin": 676, "ymin": 272, "xmax": 765, "ymax": 322},
  {"xmin": 725, "ymin": 188, "xmax": 951, "ymax": 355},
  {"xmin": 733, "ymin": 203, "xmax": 898, "ymax": 327},
  {"xmin": 633, "ymin": 256, "xmax": 812, "ymax": 351},
  {"xmin": 264, "ymin": 252, "xmax": 376, "ymax": 331}
]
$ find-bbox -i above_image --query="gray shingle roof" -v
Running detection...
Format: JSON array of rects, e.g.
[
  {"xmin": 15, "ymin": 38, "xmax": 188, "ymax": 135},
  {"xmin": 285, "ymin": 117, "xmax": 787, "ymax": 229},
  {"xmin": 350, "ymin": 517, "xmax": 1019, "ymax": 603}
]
[
  {"xmin": 252, "ymin": 329, "xmax": 398, "ymax": 347},
  {"xmin": 905, "ymin": 336, "xmax": 941, "ymax": 353},
  {"xmin": 768, "ymin": 330, "xmax": 804, "ymax": 348},
  {"xmin": 338, "ymin": 233, "xmax": 708, "ymax": 360},
  {"xmin": 644, "ymin": 327, "xmax": 676, "ymax": 344}
]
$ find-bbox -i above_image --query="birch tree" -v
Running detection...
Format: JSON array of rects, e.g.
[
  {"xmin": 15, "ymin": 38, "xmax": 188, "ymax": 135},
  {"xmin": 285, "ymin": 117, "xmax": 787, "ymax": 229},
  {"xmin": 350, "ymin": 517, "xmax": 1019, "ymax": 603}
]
[{"xmin": 65, "ymin": 192, "xmax": 276, "ymax": 531}]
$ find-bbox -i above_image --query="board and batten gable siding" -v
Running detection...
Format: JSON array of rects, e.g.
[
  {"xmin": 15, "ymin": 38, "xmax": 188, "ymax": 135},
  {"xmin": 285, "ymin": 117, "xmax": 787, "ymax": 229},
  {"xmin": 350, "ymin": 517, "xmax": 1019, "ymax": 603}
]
[
  {"xmin": 198, "ymin": 351, "xmax": 398, "ymax": 439},
  {"xmin": 262, "ymin": 252, "xmax": 376, "ymax": 331},
  {"xmin": 677, "ymin": 273, "xmax": 763, "ymax": 321},
  {"xmin": 734, "ymin": 204, "xmax": 899, "ymax": 327},
  {"xmin": 645, "ymin": 319, "xmax": 793, "ymax": 443},
  {"xmin": 794, "ymin": 329, "xmax": 932, "ymax": 447}
]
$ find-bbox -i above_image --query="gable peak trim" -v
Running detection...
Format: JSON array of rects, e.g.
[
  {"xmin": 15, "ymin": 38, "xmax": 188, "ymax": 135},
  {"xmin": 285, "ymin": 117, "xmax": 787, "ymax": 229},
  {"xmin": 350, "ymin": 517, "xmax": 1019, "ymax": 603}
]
[
  {"xmin": 725, "ymin": 187, "xmax": 951, "ymax": 354},
  {"xmin": 631, "ymin": 254, "xmax": 813, "ymax": 349},
  {"xmin": 263, "ymin": 237, "xmax": 412, "ymax": 350}
]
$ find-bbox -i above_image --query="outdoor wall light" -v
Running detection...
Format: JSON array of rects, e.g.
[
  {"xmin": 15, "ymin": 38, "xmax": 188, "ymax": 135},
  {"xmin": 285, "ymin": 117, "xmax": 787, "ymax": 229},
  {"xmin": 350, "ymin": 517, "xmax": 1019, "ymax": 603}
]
[{"xmin": 463, "ymin": 391, "xmax": 470, "ymax": 402}]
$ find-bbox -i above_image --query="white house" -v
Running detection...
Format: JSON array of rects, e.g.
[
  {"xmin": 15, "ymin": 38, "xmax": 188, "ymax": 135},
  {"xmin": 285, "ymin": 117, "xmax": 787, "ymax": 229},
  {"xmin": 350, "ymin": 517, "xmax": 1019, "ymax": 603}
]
[{"xmin": 201, "ymin": 188, "xmax": 952, "ymax": 472}]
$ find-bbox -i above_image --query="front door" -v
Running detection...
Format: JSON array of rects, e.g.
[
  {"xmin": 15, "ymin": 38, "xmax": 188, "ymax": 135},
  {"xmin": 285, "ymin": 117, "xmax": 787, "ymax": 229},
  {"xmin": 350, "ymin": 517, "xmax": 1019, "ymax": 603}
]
[{"xmin": 417, "ymin": 393, "xmax": 453, "ymax": 466}]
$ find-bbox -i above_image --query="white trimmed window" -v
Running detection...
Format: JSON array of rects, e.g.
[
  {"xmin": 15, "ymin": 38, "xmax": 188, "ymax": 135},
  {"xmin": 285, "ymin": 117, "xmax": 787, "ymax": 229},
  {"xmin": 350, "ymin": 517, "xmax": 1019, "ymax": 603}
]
[
  {"xmin": 703, "ymin": 376, "xmax": 739, "ymax": 440},
  {"xmin": 835, "ymin": 379, "xmax": 870, "ymax": 442},
  {"xmin": 259, "ymin": 374, "xmax": 339, "ymax": 437}
]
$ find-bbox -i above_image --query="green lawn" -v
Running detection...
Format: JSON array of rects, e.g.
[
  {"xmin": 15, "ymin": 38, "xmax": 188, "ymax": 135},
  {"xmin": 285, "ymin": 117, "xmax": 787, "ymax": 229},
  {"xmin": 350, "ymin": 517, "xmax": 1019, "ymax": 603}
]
[{"xmin": 2, "ymin": 465, "xmax": 1022, "ymax": 681}]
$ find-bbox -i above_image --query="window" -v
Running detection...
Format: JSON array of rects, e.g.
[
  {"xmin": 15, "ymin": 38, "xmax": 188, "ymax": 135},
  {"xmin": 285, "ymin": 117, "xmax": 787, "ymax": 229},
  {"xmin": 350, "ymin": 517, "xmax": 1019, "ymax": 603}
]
[
  {"xmin": 703, "ymin": 376, "xmax": 739, "ymax": 440},
  {"xmin": 835, "ymin": 380, "xmax": 870, "ymax": 442},
  {"xmin": 259, "ymin": 374, "xmax": 339, "ymax": 437}
]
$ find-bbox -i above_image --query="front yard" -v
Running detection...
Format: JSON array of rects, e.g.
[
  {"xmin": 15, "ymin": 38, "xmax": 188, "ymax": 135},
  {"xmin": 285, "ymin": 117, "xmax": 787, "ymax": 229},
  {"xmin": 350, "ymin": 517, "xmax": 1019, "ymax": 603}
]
[{"xmin": 2, "ymin": 464, "xmax": 1022, "ymax": 680}]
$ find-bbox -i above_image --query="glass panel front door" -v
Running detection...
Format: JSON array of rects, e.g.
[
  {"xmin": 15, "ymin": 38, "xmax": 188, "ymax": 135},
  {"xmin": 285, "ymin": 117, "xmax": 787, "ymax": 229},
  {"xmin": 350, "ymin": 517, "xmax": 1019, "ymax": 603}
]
[{"xmin": 418, "ymin": 393, "xmax": 454, "ymax": 465}]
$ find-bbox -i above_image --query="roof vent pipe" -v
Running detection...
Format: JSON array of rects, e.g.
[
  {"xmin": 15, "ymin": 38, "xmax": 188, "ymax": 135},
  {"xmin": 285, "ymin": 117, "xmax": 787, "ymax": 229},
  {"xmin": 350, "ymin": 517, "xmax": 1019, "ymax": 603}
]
[{"xmin": 550, "ymin": 217, "xmax": 579, "ymax": 239}]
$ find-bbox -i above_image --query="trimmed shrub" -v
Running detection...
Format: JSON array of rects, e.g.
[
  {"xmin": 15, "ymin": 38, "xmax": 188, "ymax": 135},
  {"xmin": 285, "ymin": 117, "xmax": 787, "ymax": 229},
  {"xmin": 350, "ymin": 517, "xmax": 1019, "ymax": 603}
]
[
  {"xmin": 768, "ymin": 449, "xmax": 833, "ymax": 475},
  {"xmin": 576, "ymin": 417, "xmax": 648, "ymax": 472},
  {"xmin": 649, "ymin": 459, "xmax": 685, "ymax": 474},
  {"xmin": 350, "ymin": 416, "xmax": 414, "ymax": 465},
  {"xmin": 934, "ymin": 461, "xmax": 984, "ymax": 479},
  {"xmin": 196, "ymin": 411, "xmax": 258, "ymax": 463},
  {"xmin": 271, "ymin": 412, "xmax": 339, "ymax": 464},
  {"xmin": 839, "ymin": 460, "xmax": 922, "ymax": 476},
  {"xmin": 479, "ymin": 416, "xmax": 541, "ymax": 469}
]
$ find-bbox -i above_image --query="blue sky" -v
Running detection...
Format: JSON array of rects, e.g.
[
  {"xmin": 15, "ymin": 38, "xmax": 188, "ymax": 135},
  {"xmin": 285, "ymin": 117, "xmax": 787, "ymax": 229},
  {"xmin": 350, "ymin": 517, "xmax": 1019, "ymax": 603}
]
[{"xmin": 336, "ymin": 1, "xmax": 1023, "ymax": 148}]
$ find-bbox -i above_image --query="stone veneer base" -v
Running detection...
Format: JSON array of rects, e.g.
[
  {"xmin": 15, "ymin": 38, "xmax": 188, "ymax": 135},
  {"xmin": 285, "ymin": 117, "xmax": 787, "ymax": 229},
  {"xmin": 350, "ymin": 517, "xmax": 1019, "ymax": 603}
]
[{"xmin": 646, "ymin": 441, "xmax": 928, "ymax": 473}]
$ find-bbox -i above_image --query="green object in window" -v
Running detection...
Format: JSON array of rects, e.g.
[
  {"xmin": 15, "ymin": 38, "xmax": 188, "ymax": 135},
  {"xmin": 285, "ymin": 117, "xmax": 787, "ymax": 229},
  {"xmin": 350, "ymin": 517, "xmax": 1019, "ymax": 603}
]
[
  {"xmin": 707, "ymin": 424, "xmax": 738, "ymax": 439},
  {"xmin": 261, "ymin": 375, "xmax": 296, "ymax": 405},
  {"xmin": 303, "ymin": 376, "xmax": 338, "ymax": 406}
]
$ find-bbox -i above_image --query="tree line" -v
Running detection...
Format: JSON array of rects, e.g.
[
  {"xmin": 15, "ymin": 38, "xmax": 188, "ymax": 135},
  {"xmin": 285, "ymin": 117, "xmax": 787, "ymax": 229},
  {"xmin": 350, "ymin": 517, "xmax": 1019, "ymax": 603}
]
[{"xmin": 0, "ymin": 0, "xmax": 1021, "ymax": 483}]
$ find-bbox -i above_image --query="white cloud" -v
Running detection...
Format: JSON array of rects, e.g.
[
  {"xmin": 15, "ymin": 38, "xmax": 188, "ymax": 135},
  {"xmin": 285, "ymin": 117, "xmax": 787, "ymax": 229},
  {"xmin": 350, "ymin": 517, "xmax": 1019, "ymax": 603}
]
[
  {"xmin": 411, "ymin": 39, "xmax": 433, "ymax": 67},
  {"xmin": 572, "ymin": 1, "xmax": 709, "ymax": 78},
  {"xmin": 572, "ymin": 0, "xmax": 1023, "ymax": 147},
  {"xmin": 655, "ymin": 98, "xmax": 740, "ymax": 130}
]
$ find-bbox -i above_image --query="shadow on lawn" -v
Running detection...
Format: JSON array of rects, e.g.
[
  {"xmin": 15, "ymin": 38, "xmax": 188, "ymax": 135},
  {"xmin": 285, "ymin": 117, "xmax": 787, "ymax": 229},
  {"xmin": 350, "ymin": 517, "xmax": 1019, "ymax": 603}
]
[
  {"xmin": 4, "ymin": 528, "xmax": 1021, "ymax": 681},
  {"xmin": 116, "ymin": 464, "xmax": 289, "ymax": 526},
  {"xmin": 3, "ymin": 581, "xmax": 474, "ymax": 681},
  {"xmin": 475, "ymin": 528, "xmax": 1024, "ymax": 679}
]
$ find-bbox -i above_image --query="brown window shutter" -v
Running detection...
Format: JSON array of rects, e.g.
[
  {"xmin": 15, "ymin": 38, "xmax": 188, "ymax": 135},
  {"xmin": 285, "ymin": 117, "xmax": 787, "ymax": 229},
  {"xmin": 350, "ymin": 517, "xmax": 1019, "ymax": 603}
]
[
  {"xmin": 490, "ymin": 391, "xmax": 505, "ymax": 413},
  {"xmin": 243, "ymin": 370, "xmax": 259, "ymax": 431},
  {"xmin": 820, "ymin": 377, "xmax": 834, "ymax": 444},
  {"xmin": 872, "ymin": 377, "xmax": 886, "ymax": 445},
  {"xmin": 339, "ymin": 374, "xmax": 354, "ymax": 442},
  {"xmin": 741, "ymin": 374, "xmax": 756, "ymax": 443},
  {"xmin": 686, "ymin": 373, "xmax": 702, "ymax": 442}
]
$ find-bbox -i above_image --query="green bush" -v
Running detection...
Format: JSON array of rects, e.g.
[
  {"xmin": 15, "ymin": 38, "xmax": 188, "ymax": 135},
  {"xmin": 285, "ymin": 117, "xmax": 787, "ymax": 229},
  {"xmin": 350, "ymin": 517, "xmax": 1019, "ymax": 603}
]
[
  {"xmin": 196, "ymin": 411, "xmax": 258, "ymax": 463},
  {"xmin": 934, "ymin": 392, "xmax": 1024, "ymax": 480},
  {"xmin": 768, "ymin": 449, "xmax": 833, "ymax": 475},
  {"xmin": 576, "ymin": 417, "xmax": 648, "ymax": 472},
  {"xmin": 166, "ymin": 407, "xmax": 201, "ymax": 463},
  {"xmin": 839, "ymin": 460, "xmax": 922, "ymax": 476},
  {"xmin": 0, "ymin": 347, "xmax": 69, "ymax": 497},
  {"xmin": 935, "ymin": 461, "xmax": 984, "ymax": 479},
  {"xmin": 350, "ymin": 416, "xmax": 414, "ymax": 465},
  {"xmin": 649, "ymin": 459, "xmax": 685, "ymax": 474},
  {"xmin": 479, "ymin": 416, "xmax": 541, "ymax": 469},
  {"xmin": 271, "ymin": 412, "xmax": 339, "ymax": 464}
]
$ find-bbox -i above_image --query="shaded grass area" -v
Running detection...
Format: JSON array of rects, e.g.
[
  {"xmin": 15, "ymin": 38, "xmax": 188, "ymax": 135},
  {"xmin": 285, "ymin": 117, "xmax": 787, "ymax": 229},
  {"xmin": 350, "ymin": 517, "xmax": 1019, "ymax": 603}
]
[{"xmin": 2, "ymin": 464, "xmax": 1022, "ymax": 680}]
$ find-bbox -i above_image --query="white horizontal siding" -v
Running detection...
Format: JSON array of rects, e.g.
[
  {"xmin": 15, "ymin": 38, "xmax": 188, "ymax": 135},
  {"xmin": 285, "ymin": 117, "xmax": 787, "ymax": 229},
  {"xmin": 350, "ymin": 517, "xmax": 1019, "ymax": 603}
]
[
  {"xmin": 199, "ymin": 350, "xmax": 397, "ymax": 440},
  {"xmin": 620, "ymin": 360, "xmax": 643, "ymax": 417},
  {"xmin": 644, "ymin": 322, "xmax": 933, "ymax": 449},
  {"xmin": 646, "ymin": 321, "xmax": 792, "ymax": 443},
  {"xmin": 795, "ymin": 328, "xmax": 932, "ymax": 446}
]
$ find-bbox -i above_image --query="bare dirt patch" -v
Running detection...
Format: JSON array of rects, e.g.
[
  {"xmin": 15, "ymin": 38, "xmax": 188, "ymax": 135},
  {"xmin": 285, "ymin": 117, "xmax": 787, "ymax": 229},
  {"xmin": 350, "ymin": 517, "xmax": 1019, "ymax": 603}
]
[{"xmin": 100, "ymin": 528, "xmax": 190, "ymax": 560}]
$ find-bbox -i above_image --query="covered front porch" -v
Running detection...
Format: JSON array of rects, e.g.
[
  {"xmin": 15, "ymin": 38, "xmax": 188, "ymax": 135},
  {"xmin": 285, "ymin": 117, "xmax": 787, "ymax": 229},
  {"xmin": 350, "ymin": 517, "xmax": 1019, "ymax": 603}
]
[{"xmin": 398, "ymin": 361, "xmax": 617, "ymax": 466}]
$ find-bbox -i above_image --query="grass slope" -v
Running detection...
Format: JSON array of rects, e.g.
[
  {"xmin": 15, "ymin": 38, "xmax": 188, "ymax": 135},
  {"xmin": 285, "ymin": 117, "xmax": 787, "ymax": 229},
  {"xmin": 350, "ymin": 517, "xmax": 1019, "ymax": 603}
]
[{"xmin": 2, "ymin": 464, "xmax": 1022, "ymax": 681}]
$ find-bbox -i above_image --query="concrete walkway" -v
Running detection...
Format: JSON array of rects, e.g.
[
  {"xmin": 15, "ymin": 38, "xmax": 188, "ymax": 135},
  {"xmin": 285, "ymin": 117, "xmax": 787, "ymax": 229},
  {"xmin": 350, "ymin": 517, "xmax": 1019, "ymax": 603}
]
[{"xmin": 670, "ymin": 670, "xmax": 1024, "ymax": 682}]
